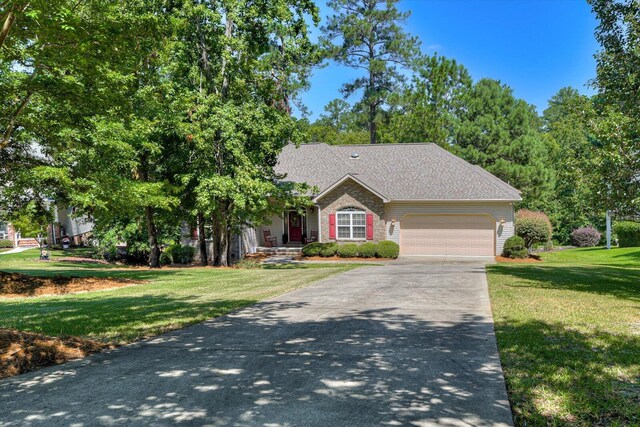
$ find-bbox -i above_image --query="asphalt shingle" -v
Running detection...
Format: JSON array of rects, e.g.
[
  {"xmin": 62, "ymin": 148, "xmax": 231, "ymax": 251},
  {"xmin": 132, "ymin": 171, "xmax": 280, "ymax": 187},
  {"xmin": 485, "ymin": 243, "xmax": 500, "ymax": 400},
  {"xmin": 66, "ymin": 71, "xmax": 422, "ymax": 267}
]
[{"xmin": 275, "ymin": 143, "xmax": 521, "ymax": 201}]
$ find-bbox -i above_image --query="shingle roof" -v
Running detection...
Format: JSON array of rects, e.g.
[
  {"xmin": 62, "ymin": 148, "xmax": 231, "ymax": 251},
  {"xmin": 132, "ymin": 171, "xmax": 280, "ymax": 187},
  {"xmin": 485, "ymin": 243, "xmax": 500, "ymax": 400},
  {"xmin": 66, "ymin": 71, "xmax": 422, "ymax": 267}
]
[{"xmin": 275, "ymin": 143, "xmax": 522, "ymax": 202}]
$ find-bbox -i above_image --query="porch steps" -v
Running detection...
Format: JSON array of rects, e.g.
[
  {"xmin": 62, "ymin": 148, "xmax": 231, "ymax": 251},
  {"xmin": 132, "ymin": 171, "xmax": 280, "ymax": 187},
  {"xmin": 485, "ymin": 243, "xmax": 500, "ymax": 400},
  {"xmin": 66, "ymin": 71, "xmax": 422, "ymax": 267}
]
[{"xmin": 256, "ymin": 246, "xmax": 303, "ymax": 256}]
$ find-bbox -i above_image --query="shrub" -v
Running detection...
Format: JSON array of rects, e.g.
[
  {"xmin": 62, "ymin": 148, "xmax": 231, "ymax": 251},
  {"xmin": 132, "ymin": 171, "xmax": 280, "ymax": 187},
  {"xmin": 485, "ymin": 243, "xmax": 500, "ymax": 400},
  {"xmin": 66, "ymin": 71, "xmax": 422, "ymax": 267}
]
[
  {"xmin": 337, "ymin": 243, "xmax": 359, "ymax": 258},
  {"xmin": 516, "ymin": 209, "xmax": 552, "ymax": 249},
  {"xmin": 571, "ymin": 226, "xmax": 602, "ymax": 247},
  {"xmin": 358, "ymin": 242, "xmax": 377, "ymax": 258},
  {"xmin": 319, "ymin": 243, "xmax": 338, "ymax": 257},
  {"xmin": 302, "ymin": 242, "xmax": 323, "ymax": 257},
  {"xmin": 0, "ymin": 239, "xmax": 13, "ymax": 248},
  {"xmin": 502, "ymin": 236, "xmax": 529, "ymax": 259},
  {"xmin": 613, "ymin": 221, "xmax": 640, "ymax": 247},
  {"xmin": 159, "ymin": 251, "xmax": 173, "ymax": 266},
  {"xmin": 376, "ymin": 241, "xmax": 399, "ymax": 258},
  {"xmin": 164, "ymin": 244, "xmax": 196, "ymax": 264},
  {"xmin": 235, "ymin": 258, "xmax": 263, "ymax": 269}
]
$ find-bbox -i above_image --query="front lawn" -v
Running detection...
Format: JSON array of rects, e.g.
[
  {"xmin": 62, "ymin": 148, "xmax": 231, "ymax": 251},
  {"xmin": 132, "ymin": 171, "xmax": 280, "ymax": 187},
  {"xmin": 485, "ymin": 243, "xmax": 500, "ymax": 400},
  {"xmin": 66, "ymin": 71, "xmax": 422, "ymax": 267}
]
[
  {"xmin": 487, "ymin": 247, "xmax": 640, "ymax": 426},
  {"xmin": 0, "ymin": 249, "xmax": 361, "ymax": 342}
]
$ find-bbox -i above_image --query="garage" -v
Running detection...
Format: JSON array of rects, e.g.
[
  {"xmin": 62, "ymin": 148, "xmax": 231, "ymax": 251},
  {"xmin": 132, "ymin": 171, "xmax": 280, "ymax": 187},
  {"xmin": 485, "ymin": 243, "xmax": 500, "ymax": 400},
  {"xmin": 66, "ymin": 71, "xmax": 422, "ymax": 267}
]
[{"xmin": 400, "ymin": 214, "xmax": 496, "ymax": 256}]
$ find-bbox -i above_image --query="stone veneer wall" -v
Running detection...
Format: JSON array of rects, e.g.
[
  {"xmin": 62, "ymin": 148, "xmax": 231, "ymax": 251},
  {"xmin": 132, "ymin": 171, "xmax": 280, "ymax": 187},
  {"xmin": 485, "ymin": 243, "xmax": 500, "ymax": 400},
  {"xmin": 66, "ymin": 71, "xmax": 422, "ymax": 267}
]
[{"xmin": 317, "ymin": 179, "xmax": 386, "ymax": 243}]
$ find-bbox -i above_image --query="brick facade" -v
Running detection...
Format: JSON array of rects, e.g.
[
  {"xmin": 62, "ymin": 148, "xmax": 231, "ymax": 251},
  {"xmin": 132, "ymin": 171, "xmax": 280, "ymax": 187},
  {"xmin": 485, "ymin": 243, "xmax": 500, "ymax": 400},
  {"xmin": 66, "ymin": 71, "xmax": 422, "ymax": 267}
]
[{"xmin": 317, "ymin": 179, "xmax": 386, "ymax": 243}]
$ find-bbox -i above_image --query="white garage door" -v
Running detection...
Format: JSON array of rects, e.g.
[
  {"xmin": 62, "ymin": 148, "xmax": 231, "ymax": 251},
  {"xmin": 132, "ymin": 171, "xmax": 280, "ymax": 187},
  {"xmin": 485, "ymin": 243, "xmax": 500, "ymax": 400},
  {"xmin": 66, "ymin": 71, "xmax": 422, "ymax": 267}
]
[{"xmin": 400, "ymin": 215, "xmax": 495, "ymax": 256}]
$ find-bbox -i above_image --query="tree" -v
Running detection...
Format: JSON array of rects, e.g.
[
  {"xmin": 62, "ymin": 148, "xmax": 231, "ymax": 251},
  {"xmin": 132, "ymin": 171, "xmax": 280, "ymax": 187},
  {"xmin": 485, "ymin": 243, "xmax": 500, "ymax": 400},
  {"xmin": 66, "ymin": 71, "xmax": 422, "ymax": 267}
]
[
  {"xmin": 321, "ymin": 0, "xmax": 420, "ymax": 144},
  {"xmin": 542, "ymin": 87, "xmax": 599, "ymax": 243},
  {"xmin": 588, "ymin": 0, "xmax": 640, "ymax": 215},
  {"xmin": 380, "ymin": 54, "xmax": 471, "ymax": 146},
  {"xmin": 453, "ymin": 78, "xmax": 555, "ymax": 209},
  {"xmin": 167, "ymin": 0, "xmax": 319, "ymax": 266},
  {"xmin": 9, "ymin": 199, "xmax": 53, "ymax": 258}
]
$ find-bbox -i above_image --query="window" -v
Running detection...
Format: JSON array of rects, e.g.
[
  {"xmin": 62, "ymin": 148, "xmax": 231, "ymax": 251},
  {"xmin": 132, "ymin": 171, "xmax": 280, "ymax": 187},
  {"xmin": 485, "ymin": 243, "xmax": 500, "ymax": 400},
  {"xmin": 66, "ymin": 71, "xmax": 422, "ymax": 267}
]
[
  {"xmin": 0, "ymin": 223, "xmax": 7, "ymax": 240},
  {"xmin": 337, "ymin": 208, "xmax": 366, "ymax": 240}
]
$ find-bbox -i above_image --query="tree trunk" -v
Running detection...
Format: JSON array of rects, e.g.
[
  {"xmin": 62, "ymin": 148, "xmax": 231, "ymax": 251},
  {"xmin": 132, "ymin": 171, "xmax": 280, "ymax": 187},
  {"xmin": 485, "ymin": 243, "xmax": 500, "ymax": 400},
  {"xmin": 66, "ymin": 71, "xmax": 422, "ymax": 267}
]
[
  {"xmin": 145, "ymin": 206, "xmax": 161, "ymax": 268},
  {"xmin": 0, "ymin": 1, "xmax": 29, "ymax": 50},
  {"xmin": 211, "ymin": 210, "xmax": 228, "ymax": 267},
  {"xmin": 197, "ymin": 211, "xmax": 208, "ymax": 266},
  {"xmin": 369, "ymin": 101, "xmax": 377, "ymax": 144}
]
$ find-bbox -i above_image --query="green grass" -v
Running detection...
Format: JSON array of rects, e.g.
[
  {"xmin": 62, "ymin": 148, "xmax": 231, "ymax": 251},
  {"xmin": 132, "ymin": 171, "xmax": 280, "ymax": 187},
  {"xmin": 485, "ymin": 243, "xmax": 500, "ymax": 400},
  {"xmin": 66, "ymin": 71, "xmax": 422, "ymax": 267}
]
[
  {"xmin": 487, "ymin": 247, "xmax": 640, "ymax": 426},
  {"xmin": 0, "ymin": 249, "xmax": 362, "ymax": 342}
]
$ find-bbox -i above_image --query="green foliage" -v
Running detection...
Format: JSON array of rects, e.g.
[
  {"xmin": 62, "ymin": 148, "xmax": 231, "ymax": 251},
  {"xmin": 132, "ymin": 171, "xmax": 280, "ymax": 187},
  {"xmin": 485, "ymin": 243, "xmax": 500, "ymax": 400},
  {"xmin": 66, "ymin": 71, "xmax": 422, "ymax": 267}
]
[
  {"xmin": 336, "ymin": 243, "xmax": 359, "ymax": 258},
  {"xmin": 321, "ymin": 0, "xmax": 420, "ymax": 144},
  {"xmin": 0, "ymin": 239, "xmax": 14, "ymax": 248},
  {"xmin": 516, "ymin": 209, "xmax": 553, "ymax": 249},
  {"xmin": 8, "ymin": 200, "xmax": 53, "ymax": 240},
  {"xmin": 164, "ymin": 244, "xmax": 196, "ymax": 265},
  {"xmin": 302, "ymin": 242, "xmax": 323, "ymax": 257},
  {"xmin": 502, "ymin": 236, "xmax": 529, "ymax": 259},
  {"xmin": 159, "ymin": 251, "xmax": 173, "ymax": 266},
  {"xmin": 234, "ymin": 258, "xmax": 263, "ymax": 269},
  {"xmin": 91, "ymin": 228, "xmax": 119, "ymax": 261},
  {"xmin": 358, "ymin": 242, "xmax": 377, "ymax": 258},
  {"xmin": 588, "ymin": 0, "xmax": 640, "ymax": 215},
  {"xmin": 613, "ymin": 221, "xmax": 640, "ymax": 248},
  {"xmin": 453, "ymin": 79, "xmax": 554, "ymax": 209},
  {"xmin": 381, "ymin": 55, "xmax": 471, "ymax": 146},
  {"xmin": 376, "ymin": 241, "xmax": 399, "ymax": 258},
  {"xmin": 542, "ymin": 87, "xmax": 599, "ymax": 243},
  {"xmin": 319, "ymin": 243, "xmax": 339, "ymax": 257}
]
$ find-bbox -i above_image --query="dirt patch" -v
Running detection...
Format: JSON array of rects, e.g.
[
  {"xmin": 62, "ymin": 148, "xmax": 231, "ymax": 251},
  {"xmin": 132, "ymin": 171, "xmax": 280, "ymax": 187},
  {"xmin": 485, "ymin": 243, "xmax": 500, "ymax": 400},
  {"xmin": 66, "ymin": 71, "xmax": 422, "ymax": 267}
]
[
  {"xmin": 296, "ymin": 256, "xmax": 393, "ymax": 261},
  {"xmin": 0, "ymin": 272, "xmax": 146, "ymax": 298},
  {"xmin": 496, "ymin": 255, "xmax": 542, "ymax": 263},
  {"xmin": 0, "ymin": 329, "xmax": 114, "ymax": 379}
]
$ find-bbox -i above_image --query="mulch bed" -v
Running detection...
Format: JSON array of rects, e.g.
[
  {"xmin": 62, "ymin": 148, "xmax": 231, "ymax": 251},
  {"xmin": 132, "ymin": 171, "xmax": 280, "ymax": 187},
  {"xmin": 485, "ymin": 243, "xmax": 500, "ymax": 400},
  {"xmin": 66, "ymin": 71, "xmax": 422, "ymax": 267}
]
[
  {"xmin": 48, "ymin": 256, "xmax": 110, "ymax": 265},
  {"xmin": 495, "ymin": 255, "xmax": 542, "ymax": 263},
  {"xmin": 0, "ymin": 329, "xmax": 114, "ymax": 379},
  {"xmin": 0, "ymin": 272, "xmax": 146, "ymax": 298}
]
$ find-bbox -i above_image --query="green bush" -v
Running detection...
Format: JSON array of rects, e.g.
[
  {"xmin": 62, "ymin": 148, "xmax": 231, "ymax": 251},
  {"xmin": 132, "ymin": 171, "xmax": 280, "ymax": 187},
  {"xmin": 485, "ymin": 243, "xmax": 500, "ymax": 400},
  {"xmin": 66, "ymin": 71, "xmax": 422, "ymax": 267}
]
[
  {"xmin": 376, "ymin": 241, "xmax": 399, "ymax": 258},
  {"xmin": 613, "ymin": 221, "xmax": 640, "ymax": 247},
  {"xmin": 0, "ymin": 239, "xmax": 13, "ymax": 248},
  {"xmin": 516, "ymin": 209, "xmax": 553, "ymax": 249},
  {"xmin": 302, "ymin": 242, "xmax": 323, "ymax": 257},
  {"xmin": 164, "ymin": 244, "xmax": 196, "ymax": 264},
  {"xmin": 337, "ymin": 243, "xmax": 359, "ymax": 258},
  {"xmin": 319, "ymin": 243, "xmax": 338, "ymax": 257},
  {"xmin": 235, "ymin": 258, "xmax": 263, "ymax": 269},
  {"xmin": 502, "ymin": 236, "xmax": 529, "ymax": 259},
  {"xmin": 159, "ymin": 251, "xmax": 173, "ymax": 266},
  {"xmin": 358, "ymin": 242, "xmax": 377, "ymax": 258}
]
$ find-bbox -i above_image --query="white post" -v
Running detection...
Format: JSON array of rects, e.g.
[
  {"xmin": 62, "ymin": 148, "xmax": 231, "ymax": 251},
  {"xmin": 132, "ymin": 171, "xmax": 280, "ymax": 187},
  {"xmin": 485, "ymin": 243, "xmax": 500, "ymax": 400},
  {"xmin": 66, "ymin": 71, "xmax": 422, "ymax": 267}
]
[{"xmin": 606, "ymin": 210, "xmax": 612, "ymax": 249}]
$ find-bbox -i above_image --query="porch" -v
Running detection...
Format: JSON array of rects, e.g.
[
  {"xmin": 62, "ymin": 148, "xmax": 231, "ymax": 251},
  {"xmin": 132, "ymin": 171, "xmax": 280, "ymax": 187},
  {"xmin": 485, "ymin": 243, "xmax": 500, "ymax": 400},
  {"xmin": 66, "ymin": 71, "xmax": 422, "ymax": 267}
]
[{"xmin": 257, "ymin": 207, "xmax": 319, "ymax": 248}]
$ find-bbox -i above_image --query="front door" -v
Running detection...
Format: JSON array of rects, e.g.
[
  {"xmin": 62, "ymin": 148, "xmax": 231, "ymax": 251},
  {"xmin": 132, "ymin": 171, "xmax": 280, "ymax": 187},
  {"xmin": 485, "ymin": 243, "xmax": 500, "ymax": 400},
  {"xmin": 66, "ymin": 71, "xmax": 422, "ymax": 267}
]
[{"xmin": 288, "ymin": 211, "xmax": 303, "ymax": 242}]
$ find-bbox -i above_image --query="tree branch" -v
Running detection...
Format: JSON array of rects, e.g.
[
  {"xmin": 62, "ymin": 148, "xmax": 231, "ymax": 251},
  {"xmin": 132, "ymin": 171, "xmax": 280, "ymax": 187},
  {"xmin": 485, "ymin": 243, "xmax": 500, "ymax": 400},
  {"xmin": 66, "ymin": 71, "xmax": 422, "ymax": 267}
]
[
  {"xmin": 0, "ymin": 90, "xmax": 32, "ymax": 149},
  {"xmin": 0, "ymin": 1, "xmax": 29, "ymax": 50}
]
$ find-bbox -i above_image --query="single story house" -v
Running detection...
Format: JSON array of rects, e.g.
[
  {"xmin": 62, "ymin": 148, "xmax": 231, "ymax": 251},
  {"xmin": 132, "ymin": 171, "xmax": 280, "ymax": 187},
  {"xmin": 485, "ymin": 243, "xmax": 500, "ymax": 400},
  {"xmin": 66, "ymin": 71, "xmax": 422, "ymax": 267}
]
[{"xmin": 256, "ymin": 143, "xmax": 521, "ymax": 257}]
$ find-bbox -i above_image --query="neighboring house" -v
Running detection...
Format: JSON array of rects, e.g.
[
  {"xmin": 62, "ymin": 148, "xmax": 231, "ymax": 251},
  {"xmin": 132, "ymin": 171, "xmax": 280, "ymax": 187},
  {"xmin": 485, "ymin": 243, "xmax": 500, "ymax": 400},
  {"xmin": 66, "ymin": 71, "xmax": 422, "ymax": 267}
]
[
  {"xmin": 51, "ymin": 207, "xmax": 94, "ymax": 246},
  {"xmin": 255, "ymin": 143, "xmax": 521, "ymax": 257}
]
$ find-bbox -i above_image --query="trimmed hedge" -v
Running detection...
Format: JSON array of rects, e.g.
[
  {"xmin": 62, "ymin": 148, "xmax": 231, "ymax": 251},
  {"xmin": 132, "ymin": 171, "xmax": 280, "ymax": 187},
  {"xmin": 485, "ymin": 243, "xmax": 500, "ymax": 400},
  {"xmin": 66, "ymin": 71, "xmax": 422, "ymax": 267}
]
[
  {"xmin": 613, "ymin": 221, "xmax": 640, "ymax": 247},
  {"xmin": 571, "ymin": 226, "xmax": 601, "ymax": 247},
  {"xmin": 516, "ymin": 209, "xmax": 552, "ymax": 249},
  {"xmin": 358, "ymin": 242, "xmax": 377, "ymax": 258},
  {"xmin": 376, "ymin": 241, "xmax": 399, "ymax": 259},
  {"xmin": 319, "ymin": 243, "xmax": 339, "ymax": 257},
  {"xmin": 302, "ymin": 242, "xmax": 323, "ymax": 257},
  {"xmin": 502, "ymin": 236, "xmax": 528, "ymax": 259},
  {"xmin": 0, "ymin": 239, "xmax": 13, "ymax": 248},
  {"xmin": 337, "ymin": 243, "xmax": 359, "ymax": 258}
]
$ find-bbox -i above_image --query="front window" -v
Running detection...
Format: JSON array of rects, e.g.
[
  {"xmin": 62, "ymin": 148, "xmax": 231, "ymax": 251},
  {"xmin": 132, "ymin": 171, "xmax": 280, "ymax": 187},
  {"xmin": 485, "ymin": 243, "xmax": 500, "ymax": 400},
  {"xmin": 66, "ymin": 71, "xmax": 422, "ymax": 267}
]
[
  {"xmin": 337, "ymin": 209, "xmax": 366, "ymax": 240},
  {"xmin": 0, "ymin": 223, "xmax": 7, "ymax": 240}
]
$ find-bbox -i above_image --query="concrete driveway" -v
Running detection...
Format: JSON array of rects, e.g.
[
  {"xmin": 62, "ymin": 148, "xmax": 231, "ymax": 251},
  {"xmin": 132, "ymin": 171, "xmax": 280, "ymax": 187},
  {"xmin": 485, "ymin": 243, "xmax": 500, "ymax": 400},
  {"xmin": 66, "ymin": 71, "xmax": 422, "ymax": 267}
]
[{"xmin": 0, "ymin": 261, "xmax": 512, "ymax": 427}]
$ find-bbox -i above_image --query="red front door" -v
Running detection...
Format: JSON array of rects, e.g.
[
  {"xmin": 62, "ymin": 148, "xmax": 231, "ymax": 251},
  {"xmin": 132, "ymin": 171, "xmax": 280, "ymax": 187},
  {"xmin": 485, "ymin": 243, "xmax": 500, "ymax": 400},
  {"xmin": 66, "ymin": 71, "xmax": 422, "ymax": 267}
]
[{"xmin": 288, "ymin": 211, "xmax": 303, "ymax": 242}]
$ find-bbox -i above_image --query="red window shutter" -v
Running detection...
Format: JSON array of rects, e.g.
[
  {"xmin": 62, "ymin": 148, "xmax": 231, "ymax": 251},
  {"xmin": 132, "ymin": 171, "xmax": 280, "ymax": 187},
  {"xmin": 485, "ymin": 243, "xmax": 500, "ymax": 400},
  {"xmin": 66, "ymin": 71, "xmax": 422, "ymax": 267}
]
[
  {"xmin": 329, "ymin": 213, "xmax": 336, "ymax": 240},
  {"xmin": 366, "ymin": 213, "xmax": 374, "ymax": 240}
]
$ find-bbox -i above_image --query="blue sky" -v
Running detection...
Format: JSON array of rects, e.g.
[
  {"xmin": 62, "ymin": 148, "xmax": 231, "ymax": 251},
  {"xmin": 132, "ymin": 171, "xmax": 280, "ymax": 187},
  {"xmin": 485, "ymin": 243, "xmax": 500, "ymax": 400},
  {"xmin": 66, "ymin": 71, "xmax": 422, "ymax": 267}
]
[{"xmin": 300, "ymin": 0, "xmax": 600, "ymax": 120}]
